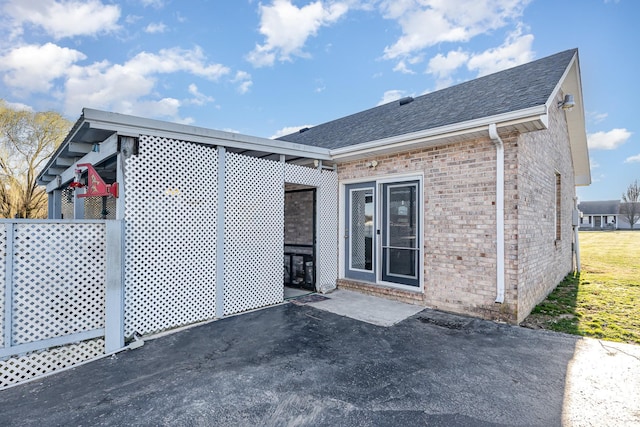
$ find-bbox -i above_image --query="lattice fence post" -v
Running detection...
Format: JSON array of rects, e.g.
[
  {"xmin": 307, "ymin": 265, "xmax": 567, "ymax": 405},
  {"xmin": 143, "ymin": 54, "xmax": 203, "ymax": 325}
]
[{"xmin": 105, "ymin": 220, "xmax": 124, "ymax": 353}]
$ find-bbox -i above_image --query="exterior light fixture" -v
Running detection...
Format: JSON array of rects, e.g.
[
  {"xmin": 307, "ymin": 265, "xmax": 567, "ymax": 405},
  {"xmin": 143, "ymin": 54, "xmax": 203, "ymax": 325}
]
[
  {"xmin": 558, "ymin": 94, "xmax": 575, "ymax": 111},
  {"xmin": 118, "ymin": 136, "xmax": 140, "ymax": 158}
]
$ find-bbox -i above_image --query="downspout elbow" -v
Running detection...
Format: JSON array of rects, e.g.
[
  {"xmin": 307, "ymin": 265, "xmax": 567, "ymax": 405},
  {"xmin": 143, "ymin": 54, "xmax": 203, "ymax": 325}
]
[{"xmin": 489, "ymin": 124, "xmax": 505, "ymax": 304}]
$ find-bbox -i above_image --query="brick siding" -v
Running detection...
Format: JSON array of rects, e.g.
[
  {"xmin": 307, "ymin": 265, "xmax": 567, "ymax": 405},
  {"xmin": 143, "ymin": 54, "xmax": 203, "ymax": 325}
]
[
  {"xmin": 515, "ymin": 92, "xmax": 575, "ymax": 322},
  {"xmin": 336, "ymin": 94, "xmax": 576, "ymax": 324}
]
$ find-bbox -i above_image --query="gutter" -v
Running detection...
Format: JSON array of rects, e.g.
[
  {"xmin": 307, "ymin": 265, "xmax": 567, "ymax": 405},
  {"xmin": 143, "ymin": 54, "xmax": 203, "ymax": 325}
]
[
  {"xmin": 488, "ymin": 124, "xmax": 505, "ymax": 304},
  {"xmin": 330, "ymin": 105, "xmax": 547, "ymax": 160}
]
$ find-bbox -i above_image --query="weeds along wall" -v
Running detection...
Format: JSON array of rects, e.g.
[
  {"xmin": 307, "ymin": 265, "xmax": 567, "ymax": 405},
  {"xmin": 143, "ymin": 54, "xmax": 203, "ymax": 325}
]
[{"xmin": 123, "ymin": 136, "xmax": 338, "ymax": 337}]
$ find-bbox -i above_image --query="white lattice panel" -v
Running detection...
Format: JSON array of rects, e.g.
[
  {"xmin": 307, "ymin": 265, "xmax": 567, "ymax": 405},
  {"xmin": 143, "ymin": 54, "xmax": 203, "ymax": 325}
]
[
  {"xmin": 11, "ymin": 223, "xmax": 106, "ymax": 345},
  {"xmin": 284, "ymin": 163, "xmax": 322, "ymax": 187},
  {"xmin": 318, "ymin": 171, "xmax": 339, "ymax": 292},
  {"xmin": 61, "ymin": 188, "xmax": 74, "ymax": 219},
  {"xmin": 123, "ymin": 135, "xmax": 217, "ymax": 337},
  {"xmin": 0, "ymin": 225, "xmax": 5, "ymax": 348},
  {"xmin": 224, "ymin": 153, "xmax": 284, "ymax": 315},
  {"xmin": 0, "ymin": 338, "xmax": 104, "ymax": 389},
  {"xmin": 283, "ymin": 164, "xmax": 339, "ymax": 293}
]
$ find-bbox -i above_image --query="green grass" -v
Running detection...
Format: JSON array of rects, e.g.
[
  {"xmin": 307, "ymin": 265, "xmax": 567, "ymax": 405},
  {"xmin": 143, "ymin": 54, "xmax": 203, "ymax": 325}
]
[{"xmin": 523, "ymin": 231, "xmax": 640, "ymax": 344}]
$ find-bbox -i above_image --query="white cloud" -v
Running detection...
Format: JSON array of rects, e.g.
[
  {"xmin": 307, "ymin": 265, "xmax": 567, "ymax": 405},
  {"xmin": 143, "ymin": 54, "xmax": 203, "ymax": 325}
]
[
  {"xmin": 63, "ymin": 46, "xmax": 230, "ymax": 120},
  {"xmin": 186, "ymin": 84, "xmax": 214, "ymax": 106},
  {"xmin": 140, "ymin": 0, "xmax": 166, "ymax": 7},
  {"xmin": 587, "ymin": 128, "xmax": 632, "ymax": 150},
  {"xmin": 270, "ymin": 125, "xmax": 315, "ymax": 139},
  {"xmin": 381, "ymin": 0, "xmax": 530, "ymax": 60},
  {"xmin": 624, "ymin": 154, "xmax": 640, "ymax": 163},
  {"xmin": 426, "ymin": 49, "xmax": 469, "ymax": 88},
  {"xmin": 587, "ymin": 111, "xmax": 608, "ymax": 124},
  {"xmin": 0, "ymin": 41, "xmax": 236, "ymax": 121},
  {"xmin": 145, "ymin": 22, "xmax": 167, "ymax": 34},
  {"xmin": 590, "ymin": 159, "xmax": 600, "ymax": 169},
  {"xmin": 377, "ymin": 89, "xmax": 408, "ymax": 106},
  {"xmin": 246, "ymin": 0, "xmax": 349, "ymax": 67},
  {"xmin": 2, "ymin": 101, "xmax": 34, "ymax": 111},
  {"xmin": 393, "ymin": 61, "xmax": 416, "ymax": 74},
  {"xmin": 0, "ymin": 43, "xmax": 86, "ymax": 94},
  {"xmin": 4, "ymin": 0, "xmax": 121, "ymax": 39},
  {"xmin": 466, "ymin": 28, "xmax": 534, "ymax": 76},
  {"xmin": 232, "ymin": 71, "xmax": 253, "ymax": 94}
]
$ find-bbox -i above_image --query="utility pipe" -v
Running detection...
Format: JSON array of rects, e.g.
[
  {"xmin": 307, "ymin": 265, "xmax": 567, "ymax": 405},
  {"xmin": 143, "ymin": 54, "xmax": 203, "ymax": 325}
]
[
  {"xmin": 488, "ymin": 124, "xmax": 505, "ymax": 303},
  {"xmin": 573, "ymin": 196, "xmax": 581, "ymax": 272}
]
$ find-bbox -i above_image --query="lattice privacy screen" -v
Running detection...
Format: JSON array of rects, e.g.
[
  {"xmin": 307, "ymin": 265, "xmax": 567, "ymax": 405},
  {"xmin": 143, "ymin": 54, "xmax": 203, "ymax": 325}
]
[
  {"xmin": 123, "ymin": 135, "xmax": 217, "ymax": 337},
  {"xmin": 0, "ymin": 226, "xmax": 5, "ymax": 348},
  {"xmin": 224, "ymin": 152, "xmax": 284, "ymax": 315},
  {"xmin": 284, "ymin": 164, "xmax": 339, "ymax": 293},
  {"xmin": 0, "ymin": 338, "xmax": 104, "ymax": 388},
  {"xmin": 0, "ymin": 222, "xmax": 107, "ymax": 389},
  {"xmin": 11, "ymin": 223, "xmax": 106, "ymax": 345}
]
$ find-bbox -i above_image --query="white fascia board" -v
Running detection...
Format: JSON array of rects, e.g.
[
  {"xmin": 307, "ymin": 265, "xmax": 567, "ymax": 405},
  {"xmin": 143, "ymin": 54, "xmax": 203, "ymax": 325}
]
[
  {"xmin": 329, "ymin": 105, "xmax": 548, "ymax": 160},
  {"xmin": 82, "ymin": 108, "xmax": 332, "ymax": 161},
  {"xmin": 544, "ymin": 53, "xmax": 591, "ymax": 186},
  {"xmin": 45, "ymin": 134, "xmax": 119, "ymax": 193}
]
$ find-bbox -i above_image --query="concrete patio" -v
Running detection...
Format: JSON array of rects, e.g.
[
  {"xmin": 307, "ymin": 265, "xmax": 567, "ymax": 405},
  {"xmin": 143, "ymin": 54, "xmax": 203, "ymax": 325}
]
[{"xmin": 0, "ymin": 298, "xmax": 638, "ymax": 426}]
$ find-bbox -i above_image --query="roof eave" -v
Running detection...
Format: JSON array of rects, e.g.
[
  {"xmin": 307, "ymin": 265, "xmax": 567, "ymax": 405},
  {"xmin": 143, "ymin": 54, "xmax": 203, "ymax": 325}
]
[
  {"xmin": 329, "ymin": 106, "xmax": 549, "ymax": 162},
  {"xmin": 545, "ymin": 51, "xmax": 591, "ymax": 187},
  {"xmin": 37, "ymin": 108, "xmax": 333, "ymax": 187}
]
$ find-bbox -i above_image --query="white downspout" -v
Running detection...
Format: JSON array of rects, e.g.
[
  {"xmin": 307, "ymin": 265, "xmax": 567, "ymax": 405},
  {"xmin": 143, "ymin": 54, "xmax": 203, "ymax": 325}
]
[
  {"xmin": 573, "ymin": 197, "xmax": 581, "ymax": 272},
  {"xmin": 489, "ymin": 124, "xmax": 505, "ymax": 303}
]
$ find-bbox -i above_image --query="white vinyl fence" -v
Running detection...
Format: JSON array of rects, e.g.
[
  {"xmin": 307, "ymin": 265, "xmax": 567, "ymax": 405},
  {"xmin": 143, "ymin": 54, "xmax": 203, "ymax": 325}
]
[{"xmin": 0, "ymin": 220, "xmax": 123, "ymax": 389}]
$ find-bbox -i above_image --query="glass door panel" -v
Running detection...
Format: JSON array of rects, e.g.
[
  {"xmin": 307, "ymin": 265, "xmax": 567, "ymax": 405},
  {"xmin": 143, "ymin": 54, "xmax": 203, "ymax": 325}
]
[
  {"xmin": 345, "ymin": 182, "xmax": 375, "ymax": 282},
  {"xmin": 382, "ymin": 182, "xmax": 419, "ymax": 286}
]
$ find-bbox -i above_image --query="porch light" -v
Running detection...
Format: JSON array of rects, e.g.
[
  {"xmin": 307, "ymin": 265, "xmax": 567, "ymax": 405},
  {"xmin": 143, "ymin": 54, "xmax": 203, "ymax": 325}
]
[{"xmin": 558, "ymin": 94, "xmax": 575, "ymax": 111}]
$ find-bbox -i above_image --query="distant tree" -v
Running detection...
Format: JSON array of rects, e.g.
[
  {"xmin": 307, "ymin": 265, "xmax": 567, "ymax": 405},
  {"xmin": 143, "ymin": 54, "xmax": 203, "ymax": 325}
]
[
  {"xmin": 0, "ymin": 101, "xmax": 71, "ymax": 218},
  {"xmin": 620, "ymin": 180, "xmax": 640, "ymax": 230}
]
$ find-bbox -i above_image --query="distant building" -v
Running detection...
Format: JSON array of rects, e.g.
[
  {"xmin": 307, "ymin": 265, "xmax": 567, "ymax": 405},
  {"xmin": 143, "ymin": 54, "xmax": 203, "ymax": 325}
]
[{"xmin": 578, "ymin": 200, "xmax": 639, "ymax": 230}]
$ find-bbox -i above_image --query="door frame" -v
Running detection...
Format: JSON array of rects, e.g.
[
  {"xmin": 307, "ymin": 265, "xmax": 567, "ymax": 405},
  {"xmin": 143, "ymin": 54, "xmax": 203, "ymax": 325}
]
[
  {"xmin": 339, "ymin": 173, "xmax": 424, "ymax": 292},
  {"xmin": 344, "ymin": 181, "xmax": 376, "ymax": 282}
]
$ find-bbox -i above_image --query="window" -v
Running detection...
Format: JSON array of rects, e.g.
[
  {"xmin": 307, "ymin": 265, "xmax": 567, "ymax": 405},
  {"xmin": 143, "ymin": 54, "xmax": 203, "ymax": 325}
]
[{"xmin": 555, "ymin": 172, "xmax": 561, "ymax": 240}]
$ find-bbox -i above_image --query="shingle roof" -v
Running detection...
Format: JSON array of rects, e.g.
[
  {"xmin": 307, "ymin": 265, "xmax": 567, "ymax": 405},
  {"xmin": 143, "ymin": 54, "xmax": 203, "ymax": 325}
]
[
  {"xmin": 278, "ymin": 49, "xmax": 577, "ymax": 149},
  {"xmin": 578, "ymin": 200, "xmax": 620, "ymax": 215}
]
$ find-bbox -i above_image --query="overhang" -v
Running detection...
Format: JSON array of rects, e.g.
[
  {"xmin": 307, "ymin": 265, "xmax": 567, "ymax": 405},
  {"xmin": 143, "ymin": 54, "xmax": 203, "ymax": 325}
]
[{"xmin": 37, "ymin": 108, "xmax": 333, "ymax": 187}]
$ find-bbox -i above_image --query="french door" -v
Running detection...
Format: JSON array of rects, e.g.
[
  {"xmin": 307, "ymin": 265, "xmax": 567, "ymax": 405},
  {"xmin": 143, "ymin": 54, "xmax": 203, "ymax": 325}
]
[
  {"xmin": 345, "ymin": 179, "xmax": 420, "ymax": 287},
  {"xmin": 344, "ymin": 182, "xmax": 376, "ymax": 282}
]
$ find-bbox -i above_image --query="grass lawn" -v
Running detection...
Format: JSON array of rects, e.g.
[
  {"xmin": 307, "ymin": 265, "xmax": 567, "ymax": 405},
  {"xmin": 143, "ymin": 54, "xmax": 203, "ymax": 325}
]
[{"xmin": 522, "ymin": 231, "xmax": 640, "ymax": 344}]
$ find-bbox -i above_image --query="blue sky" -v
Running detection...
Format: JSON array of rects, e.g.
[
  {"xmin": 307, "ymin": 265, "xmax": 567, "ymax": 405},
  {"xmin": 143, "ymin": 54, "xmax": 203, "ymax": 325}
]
[{"xmin": 0, "ymin": 0, "xmax": 637, "ymax": 201}]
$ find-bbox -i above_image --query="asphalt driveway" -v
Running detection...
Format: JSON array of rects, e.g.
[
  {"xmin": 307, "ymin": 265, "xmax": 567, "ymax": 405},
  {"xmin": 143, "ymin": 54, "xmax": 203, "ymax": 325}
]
[{"xmin": 1, "ymin": 302, "xmax": 638, "ymax": 426}]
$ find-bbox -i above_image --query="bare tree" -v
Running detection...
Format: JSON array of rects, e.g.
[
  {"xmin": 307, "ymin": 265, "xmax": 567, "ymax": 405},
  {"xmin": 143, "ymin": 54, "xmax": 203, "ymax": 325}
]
[
  {"xmin": 620, "ymin": 180, "xmax": 640, "ymax": 230},
  {"xmin": 0, "ymin": 101, "xmax": 71, "ymax": 218}
]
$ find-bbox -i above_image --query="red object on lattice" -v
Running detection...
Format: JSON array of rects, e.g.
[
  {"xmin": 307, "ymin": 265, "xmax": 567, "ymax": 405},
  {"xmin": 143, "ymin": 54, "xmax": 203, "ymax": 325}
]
[
  {"xmin": 68, "ymin": 181, "xmax": 85, "ymax": 189},
  {"xmin": 76, "ymin": 163, "xmax": 119, "ymax": 198}
]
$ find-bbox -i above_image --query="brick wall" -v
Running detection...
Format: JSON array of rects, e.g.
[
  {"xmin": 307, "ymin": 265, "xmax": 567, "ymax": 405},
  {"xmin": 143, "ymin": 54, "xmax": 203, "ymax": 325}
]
[
  {"xmin": 515, "ymin": 93, "xmax": 576, "ymax": 322},
  {"xmin": 337, "ymin": 136, "xmax": 518, "ymax": 322},
  {"xmin": 336, "ymin": 97, "xmax": 577, "ymax": 323},
  {"xmin": 284, "ymin": 189, "xmax": 314, "ymax": 246}
]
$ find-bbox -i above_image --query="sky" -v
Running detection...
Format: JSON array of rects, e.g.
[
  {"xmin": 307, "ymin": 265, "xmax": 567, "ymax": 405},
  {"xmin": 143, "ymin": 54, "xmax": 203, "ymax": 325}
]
[{"xmin": 0, "ymin": 0, "xmax": 638, "ymax": 201}]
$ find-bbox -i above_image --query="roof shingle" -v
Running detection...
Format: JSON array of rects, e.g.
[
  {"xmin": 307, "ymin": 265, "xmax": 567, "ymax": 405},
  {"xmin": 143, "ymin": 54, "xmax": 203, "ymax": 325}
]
[{"xmin": 278, "ymin": 49, "xmax": 577, "ymax": 149}]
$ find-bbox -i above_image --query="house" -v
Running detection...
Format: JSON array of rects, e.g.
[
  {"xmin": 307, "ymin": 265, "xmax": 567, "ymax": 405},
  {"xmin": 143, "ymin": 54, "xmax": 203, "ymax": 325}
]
[
  {"xmin": 36, "ymin": 48, "xmax": 590, "ymax": 332},
  {"xmin": 578, "ymin": 200, "xmax": 619, "ymax": 229},
  {"xmin": 578, "ymin": 200, "xmax": 640, "ymax": 229}
]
